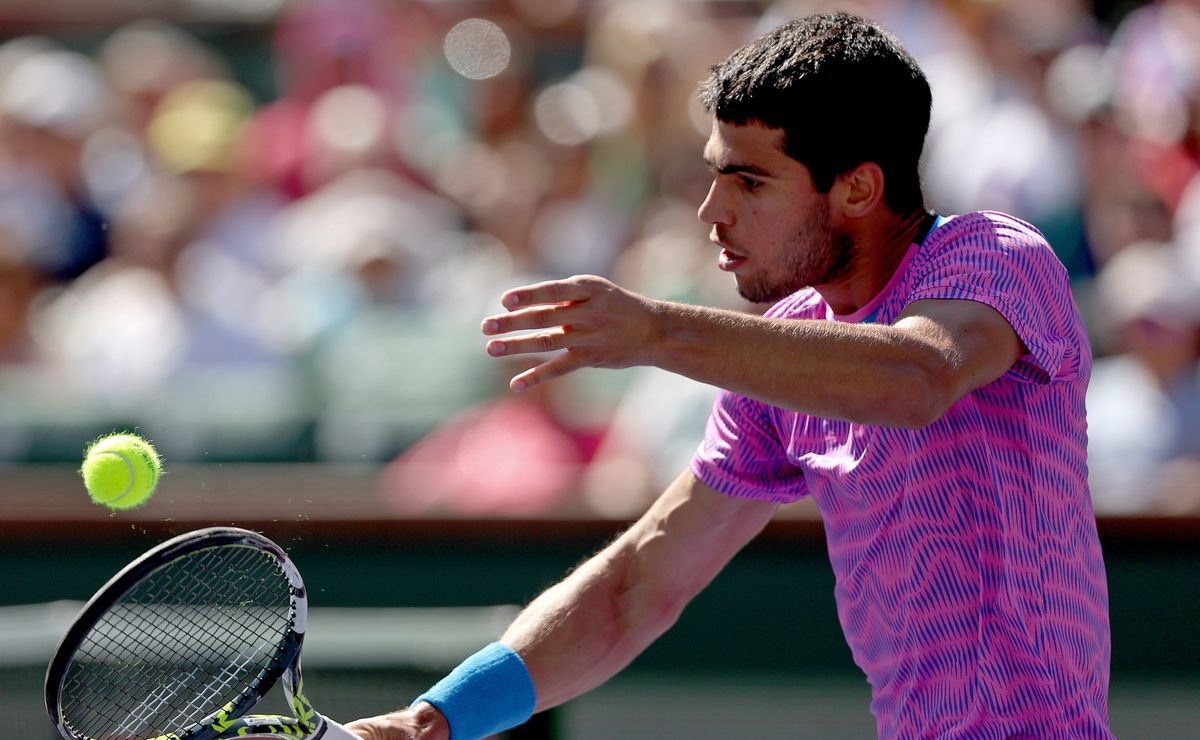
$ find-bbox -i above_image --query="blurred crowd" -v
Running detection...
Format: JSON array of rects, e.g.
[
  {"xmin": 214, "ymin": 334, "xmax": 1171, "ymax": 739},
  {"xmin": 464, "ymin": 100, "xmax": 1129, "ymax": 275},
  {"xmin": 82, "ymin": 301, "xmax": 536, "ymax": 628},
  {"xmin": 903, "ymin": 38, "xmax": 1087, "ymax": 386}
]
[{"xmin": 0, "ymin": 0, "xmax": 1198, "ymax": 517}]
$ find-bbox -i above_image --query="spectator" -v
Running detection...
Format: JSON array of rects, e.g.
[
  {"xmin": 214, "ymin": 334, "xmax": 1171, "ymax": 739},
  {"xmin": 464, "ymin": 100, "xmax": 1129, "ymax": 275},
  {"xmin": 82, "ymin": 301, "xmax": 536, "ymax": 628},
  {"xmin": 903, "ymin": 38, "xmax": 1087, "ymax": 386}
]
[
  {"xmin": 0, "ymin": 45, "xmax": 113, "ymax": 281},
  {"xmin": 1087, "ymin": 240, "xmax": 1200, "ymax": 513}
]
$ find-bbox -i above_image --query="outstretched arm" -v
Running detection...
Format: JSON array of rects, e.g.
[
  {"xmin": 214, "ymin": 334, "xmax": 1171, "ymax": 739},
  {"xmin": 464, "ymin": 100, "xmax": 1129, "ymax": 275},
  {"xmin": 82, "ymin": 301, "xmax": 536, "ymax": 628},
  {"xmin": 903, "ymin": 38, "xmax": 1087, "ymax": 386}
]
[
  {"xmin": 344, "ymin": 470, "xmax": 778, "ymax": 739},
  {"xmin": 481, "ymin": 275, "xmax": 1023, "ymax": 428},
  {"xmin": 504, "ymin": 469, "xmax": 778, "ymax": 709}
]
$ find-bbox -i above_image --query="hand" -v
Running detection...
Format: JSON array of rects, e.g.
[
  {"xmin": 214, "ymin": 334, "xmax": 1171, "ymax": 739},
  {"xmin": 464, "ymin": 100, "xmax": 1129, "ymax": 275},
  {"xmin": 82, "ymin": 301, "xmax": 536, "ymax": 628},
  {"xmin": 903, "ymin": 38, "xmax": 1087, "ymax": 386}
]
[
  {"xmin": 481, "ymin": 275, "xmax": 664, "ymax": 391},
  {"xmin": 341, "ymin": 703, "xmax": 450, "ymax": 740}
]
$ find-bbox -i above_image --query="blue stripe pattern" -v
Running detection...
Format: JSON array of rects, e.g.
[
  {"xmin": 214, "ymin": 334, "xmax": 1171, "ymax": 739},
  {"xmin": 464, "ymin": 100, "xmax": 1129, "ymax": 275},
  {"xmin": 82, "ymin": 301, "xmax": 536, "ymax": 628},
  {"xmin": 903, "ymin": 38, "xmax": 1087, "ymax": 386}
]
[{"xmin": 691, "ymin": 211, "xmax": 1113, "ymax": 738}]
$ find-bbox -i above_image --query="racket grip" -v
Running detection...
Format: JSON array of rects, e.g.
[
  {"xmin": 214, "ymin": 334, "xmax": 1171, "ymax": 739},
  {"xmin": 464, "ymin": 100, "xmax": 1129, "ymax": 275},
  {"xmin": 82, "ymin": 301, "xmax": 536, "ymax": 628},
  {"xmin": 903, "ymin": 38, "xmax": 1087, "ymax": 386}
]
[{"xmin": 320, "ymin": 718, "xmax": 362, "ymax": 740}]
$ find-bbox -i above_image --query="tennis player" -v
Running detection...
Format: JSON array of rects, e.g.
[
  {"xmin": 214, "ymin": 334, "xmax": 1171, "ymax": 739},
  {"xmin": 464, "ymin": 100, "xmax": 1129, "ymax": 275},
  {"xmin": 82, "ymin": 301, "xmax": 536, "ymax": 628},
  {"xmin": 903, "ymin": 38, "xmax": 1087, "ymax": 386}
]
[{"xmin": 346, "ymin": 12, "xmax": 1113, "ymax": 739}]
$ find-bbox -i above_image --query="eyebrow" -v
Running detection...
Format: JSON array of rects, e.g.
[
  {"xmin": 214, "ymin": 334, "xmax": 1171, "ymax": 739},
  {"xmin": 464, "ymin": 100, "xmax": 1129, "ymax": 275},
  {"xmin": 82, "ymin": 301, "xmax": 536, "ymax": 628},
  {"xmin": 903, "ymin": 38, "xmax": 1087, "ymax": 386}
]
[{"xmin": 704, "ymin": 157, "xmax": 773, "ymax": 178}]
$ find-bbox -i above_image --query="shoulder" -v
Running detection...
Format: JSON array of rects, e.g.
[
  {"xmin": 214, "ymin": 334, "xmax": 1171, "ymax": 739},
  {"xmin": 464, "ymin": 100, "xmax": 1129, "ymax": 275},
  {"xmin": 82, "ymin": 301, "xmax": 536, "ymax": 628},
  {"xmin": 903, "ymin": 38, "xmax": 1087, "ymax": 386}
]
[
  {"xmin": 911, "ymin": 210, "xmax": 1089, "ymax": 382},
  {"xmin": 920, "ymin": 210, "xmax": 1065, "ymax": 281},
  {"xmin": 762, "ymin": 288, "xmax": 826, "ymax": 320},
  {"xmin": 928, "ymin": 210, "xmax": 1051, "ymax": 251}
]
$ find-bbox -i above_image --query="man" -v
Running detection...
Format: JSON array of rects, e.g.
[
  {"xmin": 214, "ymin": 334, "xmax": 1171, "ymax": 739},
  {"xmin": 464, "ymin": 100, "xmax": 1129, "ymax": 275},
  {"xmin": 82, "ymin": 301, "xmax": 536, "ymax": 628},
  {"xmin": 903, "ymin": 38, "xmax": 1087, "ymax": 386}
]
[{"xmin": 347, "ymin": 12, "xmax": 1113, "ymax": 739}]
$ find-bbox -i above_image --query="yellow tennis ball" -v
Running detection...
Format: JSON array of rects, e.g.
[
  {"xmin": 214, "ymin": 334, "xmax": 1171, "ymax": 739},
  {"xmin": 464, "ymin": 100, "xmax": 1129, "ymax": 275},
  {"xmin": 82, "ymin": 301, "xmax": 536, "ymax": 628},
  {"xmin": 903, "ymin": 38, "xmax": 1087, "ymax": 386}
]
[{"xmin": 80, "ymin": 433, "xmax": 164, "ymax": 510}]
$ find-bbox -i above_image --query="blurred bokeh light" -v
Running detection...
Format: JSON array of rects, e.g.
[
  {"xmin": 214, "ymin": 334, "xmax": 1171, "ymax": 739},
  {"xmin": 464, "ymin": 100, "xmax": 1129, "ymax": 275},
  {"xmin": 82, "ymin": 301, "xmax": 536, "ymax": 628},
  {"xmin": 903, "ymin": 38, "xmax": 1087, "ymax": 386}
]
[{"xmin": 0, "ymin": 0, "xmax": 1195, "ymax": 518}]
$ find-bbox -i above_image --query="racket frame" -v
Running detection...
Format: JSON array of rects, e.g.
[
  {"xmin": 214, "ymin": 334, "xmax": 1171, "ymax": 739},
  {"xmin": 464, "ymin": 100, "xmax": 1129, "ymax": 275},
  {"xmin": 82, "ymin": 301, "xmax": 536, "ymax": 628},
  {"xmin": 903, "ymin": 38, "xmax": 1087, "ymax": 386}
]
[{"xmin": 44, "ymin": 526, "xmax": 329, "ymax": 740}]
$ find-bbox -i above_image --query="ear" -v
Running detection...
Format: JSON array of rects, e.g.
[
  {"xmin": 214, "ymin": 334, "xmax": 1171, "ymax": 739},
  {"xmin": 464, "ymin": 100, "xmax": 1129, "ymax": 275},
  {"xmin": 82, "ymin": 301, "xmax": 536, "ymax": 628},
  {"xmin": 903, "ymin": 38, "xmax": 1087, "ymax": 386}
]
[{"xmin": 831, "ymin": 162, "xmax": 886, "ymax": 219}]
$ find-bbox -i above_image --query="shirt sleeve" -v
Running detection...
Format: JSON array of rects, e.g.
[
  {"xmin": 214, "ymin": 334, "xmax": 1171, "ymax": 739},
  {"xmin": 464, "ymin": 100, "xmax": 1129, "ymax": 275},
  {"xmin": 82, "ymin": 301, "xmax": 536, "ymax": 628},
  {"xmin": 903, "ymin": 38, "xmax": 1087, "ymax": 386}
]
[
  {"xmin": 690, "ymin": 390, "xmax": 809, "ymax": 503},
  {"xmin": 905, "ymin": 211, "xmax": 1088, "ymax": 383}
]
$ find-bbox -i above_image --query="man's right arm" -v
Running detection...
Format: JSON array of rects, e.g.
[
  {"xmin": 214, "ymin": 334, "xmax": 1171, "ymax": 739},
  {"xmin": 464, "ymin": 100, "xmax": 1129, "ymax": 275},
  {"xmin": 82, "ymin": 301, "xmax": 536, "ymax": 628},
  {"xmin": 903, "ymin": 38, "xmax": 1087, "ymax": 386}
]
[
  {"xmin": 503, "ymin": 468, "xmax": 779, "ymax": 709},
  {"xmin": 345, "ymin": 469, "xmax": 779, "ymax": 738}
]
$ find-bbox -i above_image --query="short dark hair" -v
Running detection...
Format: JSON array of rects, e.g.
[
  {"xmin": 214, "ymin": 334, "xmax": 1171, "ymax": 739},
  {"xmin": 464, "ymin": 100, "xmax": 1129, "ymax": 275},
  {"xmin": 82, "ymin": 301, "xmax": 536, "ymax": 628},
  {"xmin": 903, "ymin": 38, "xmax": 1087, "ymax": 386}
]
[{"xmin": 698, "ymin": 12, "xmax": 931, "ymax": 212}]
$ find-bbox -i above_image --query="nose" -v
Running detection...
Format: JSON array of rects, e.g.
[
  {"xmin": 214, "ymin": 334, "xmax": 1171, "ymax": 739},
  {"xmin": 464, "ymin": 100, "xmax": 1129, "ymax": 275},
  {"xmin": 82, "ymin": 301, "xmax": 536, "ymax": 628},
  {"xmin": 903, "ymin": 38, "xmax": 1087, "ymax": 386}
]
[{"xmin": 697, "ymin": 179, "xmax": 731, "ymax": 226}]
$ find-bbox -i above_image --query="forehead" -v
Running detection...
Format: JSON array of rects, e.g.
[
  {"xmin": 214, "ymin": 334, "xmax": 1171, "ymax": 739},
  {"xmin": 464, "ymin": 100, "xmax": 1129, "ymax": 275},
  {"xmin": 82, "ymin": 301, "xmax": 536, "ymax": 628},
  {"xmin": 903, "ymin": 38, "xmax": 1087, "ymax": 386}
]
[{"xmin": 703, "ymin": 119, "xmax": 787, "ymax": 165}]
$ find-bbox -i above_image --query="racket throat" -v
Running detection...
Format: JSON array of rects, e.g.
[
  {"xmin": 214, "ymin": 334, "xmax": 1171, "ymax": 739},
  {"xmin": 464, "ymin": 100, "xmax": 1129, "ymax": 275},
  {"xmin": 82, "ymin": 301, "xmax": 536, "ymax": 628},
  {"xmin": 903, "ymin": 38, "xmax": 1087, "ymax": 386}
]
[{"xmin": 283, "ymin": 660, "xmax": 320, "ymax": 729}]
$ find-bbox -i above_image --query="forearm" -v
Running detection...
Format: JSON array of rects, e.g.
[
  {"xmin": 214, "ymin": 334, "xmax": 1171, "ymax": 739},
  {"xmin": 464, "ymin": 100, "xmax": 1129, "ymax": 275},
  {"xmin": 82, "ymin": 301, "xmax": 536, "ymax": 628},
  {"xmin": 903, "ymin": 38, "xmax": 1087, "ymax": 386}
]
[
  {"xmin": 365, "ymin": 473, "xmax": 776, "ymax": 740},
  {"xmin": 352, "ymin": 554, "xmax": 682, "ymax": 740},
  {"xmin": 652, "ymin": 301, "xmax": 954, "ymax": 427},
  {"xmin": 499, "ymin": 523, "xmax": 684, "ymax": 710},
  {"xmin": 499, "ymin": 471, "xmax": 777, "ymax": 711}
]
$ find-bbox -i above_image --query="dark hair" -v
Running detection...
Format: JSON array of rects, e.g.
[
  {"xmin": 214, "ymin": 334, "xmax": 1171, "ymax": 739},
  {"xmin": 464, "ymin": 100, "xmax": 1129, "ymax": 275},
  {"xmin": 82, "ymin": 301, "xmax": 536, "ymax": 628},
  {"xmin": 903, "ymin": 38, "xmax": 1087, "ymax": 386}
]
[{"xmin": 698, "ymin": 12, "xmax": 931, "ymax": 212}]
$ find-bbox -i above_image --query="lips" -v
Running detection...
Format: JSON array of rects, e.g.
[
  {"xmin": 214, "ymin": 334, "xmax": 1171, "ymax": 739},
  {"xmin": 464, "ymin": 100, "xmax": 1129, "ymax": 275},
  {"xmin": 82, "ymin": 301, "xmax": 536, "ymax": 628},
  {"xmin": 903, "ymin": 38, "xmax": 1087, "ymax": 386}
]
[{"xmin": 717, "ymin": 247, "xmax": 746, "ymax": 271}]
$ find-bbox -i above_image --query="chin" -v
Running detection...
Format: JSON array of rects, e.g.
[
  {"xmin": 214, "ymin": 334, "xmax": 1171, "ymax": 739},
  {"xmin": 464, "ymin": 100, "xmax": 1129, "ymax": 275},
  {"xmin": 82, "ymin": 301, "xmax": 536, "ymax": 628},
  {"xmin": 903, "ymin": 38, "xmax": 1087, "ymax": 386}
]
[{"xmin": 735, "ymin": 279, "xmax": 792, "ymax": 305}]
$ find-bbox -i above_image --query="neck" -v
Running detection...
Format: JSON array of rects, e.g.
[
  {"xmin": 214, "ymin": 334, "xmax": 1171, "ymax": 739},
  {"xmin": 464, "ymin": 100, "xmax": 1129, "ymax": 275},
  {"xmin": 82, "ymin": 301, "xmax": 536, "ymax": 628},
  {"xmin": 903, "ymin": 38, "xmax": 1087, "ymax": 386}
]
[{"xmin": 817, "ymin": 208, "xmax": 934, "ymax": 315}]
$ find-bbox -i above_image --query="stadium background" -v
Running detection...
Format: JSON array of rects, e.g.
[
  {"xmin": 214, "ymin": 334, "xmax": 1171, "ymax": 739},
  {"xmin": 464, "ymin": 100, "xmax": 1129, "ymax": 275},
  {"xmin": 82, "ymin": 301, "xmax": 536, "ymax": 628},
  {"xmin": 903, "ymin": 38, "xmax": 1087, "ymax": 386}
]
[{"xmin": 0, "ymin": 0, "xmax": 1198, "ymax": 737}]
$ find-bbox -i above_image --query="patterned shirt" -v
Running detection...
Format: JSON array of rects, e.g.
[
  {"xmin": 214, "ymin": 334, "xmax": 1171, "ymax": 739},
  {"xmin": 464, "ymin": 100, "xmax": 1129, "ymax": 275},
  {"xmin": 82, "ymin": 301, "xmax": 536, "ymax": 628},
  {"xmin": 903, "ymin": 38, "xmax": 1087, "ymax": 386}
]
[{"xmin": 691, "ymin": 211, "xmax": 1113, "ymax": 738}]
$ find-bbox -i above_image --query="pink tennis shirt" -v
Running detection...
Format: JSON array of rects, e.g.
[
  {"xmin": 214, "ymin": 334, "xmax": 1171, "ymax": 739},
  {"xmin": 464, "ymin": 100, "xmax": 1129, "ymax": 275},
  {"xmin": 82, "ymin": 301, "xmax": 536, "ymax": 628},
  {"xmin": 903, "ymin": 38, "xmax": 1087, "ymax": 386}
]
[{"xmin": 691, "ymin": 211, "xmax": 1113, "ymax": 738}]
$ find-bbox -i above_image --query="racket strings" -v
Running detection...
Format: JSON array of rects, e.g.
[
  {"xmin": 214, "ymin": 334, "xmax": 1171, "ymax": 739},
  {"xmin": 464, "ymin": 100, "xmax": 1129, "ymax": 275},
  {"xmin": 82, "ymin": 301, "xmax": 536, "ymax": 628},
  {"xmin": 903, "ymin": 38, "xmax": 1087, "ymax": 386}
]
[
  {"xmin": 96, "ymin": 600, "xmax": 264, "ymax": 737},
  {"xmin": 58, "ymin": 544, "xmax": 296, "ymax": 740}
]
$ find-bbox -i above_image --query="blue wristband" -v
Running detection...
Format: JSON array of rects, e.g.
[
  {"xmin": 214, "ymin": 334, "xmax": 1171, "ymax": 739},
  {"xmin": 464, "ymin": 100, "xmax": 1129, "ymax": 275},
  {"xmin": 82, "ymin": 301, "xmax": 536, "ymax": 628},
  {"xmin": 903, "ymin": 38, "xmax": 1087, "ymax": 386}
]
[{"xmin": 413, "ymin": 642, "xmax": 536, "ymax": 740}]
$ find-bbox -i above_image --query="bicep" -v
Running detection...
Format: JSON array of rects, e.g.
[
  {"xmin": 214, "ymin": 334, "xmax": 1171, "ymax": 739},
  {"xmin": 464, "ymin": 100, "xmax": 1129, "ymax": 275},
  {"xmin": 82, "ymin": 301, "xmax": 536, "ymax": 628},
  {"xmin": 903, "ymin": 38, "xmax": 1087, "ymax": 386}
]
[{"xmin": 894, "ymin": 298, "xmax": 1025, "ymax": 400}]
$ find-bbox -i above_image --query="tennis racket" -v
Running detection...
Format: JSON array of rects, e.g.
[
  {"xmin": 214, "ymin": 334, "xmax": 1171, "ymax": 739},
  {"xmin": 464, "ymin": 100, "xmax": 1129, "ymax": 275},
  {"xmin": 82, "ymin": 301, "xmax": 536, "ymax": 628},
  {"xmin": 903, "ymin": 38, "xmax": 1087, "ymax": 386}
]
[{"xmin": 45, "ymin": 526, "xmax": 359, "ymax": 740}]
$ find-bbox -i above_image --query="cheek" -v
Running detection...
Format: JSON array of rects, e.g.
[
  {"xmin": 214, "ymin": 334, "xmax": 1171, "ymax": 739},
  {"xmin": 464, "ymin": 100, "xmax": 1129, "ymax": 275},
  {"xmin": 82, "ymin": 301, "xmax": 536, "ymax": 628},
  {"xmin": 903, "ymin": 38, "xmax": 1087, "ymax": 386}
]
[
  {"xmin": 759, "ymin": 206, "xmax": 806, "ymax": 242},
  {"xmin": 745, "ymin": 194, "xmax": 787, "ymax": 232}
]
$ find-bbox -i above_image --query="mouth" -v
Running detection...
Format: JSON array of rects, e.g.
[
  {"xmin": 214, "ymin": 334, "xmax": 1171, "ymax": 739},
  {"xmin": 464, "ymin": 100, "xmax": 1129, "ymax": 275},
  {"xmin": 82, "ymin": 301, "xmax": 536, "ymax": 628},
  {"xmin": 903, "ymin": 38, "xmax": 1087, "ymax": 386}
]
[{"xmin": 717, "ymin": 246, "xmax": 747, "ymax": 272}]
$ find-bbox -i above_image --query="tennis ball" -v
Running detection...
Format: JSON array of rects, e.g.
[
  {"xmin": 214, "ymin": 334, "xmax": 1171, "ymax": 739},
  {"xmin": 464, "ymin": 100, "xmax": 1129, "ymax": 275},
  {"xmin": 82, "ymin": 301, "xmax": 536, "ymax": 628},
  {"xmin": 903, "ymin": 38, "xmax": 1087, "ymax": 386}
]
[{"xmin": 80, "ymin": 433, "xmax": 163, "ymax": 510}]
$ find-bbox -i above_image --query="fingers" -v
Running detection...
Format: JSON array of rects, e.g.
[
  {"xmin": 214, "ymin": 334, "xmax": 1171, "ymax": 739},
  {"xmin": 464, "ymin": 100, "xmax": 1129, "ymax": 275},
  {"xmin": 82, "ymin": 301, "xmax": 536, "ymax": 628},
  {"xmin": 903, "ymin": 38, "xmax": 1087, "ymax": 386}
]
[
  {"xmin": 484, "ymin": 276, "xmax": 616, "ymax": 391},
  {"xmin": 481, "ymin": 303, "xmax": 584, "ymax": 336},
  {"xmin": 508, "ymin": 351, "xmax": 588, "ymax": 392},
  {"xmin": 340, "ymin": 708, "xmax": 446, "ymax": 740},
  {"xmin": 498, "ymin": 275, "xmax": 608, "ymax": 311},
  {"xmin": 481, "ymin": 282, "xmax": 591, "ymax": 357},
  {"xmin": 486, "ymin": 327, "xmax": 573, "ymax": 357},
  {"xmin": 484, "ymin": 319, "xmax": 591, "ymax": 393},
  {"xmin": 339, "ymin": 719, "xmax": 378, "ymax": 739}
]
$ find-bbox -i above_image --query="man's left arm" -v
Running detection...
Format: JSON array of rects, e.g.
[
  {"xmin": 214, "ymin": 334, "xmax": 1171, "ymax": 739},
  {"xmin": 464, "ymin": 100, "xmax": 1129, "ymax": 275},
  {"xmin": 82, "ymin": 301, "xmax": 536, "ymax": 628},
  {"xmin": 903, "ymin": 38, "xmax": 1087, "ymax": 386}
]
[{"xmin": 482, "ymin": 276, "xmax": 1023, "ymax": 428}]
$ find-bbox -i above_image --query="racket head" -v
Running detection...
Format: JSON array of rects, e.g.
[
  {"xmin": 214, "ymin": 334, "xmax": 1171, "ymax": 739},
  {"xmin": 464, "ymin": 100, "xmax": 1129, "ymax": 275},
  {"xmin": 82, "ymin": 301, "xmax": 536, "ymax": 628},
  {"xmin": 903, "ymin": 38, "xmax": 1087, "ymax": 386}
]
[{"xmin": 45, "ymin": 526, "xmax": 309, "ymax": 740}]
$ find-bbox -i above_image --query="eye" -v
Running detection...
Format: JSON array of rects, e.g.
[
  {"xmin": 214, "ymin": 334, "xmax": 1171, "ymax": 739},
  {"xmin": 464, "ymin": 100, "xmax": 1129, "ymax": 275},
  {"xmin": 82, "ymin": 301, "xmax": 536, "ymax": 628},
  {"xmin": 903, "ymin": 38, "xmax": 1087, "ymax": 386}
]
[{"xmin": 739, "ymin": 175, "xmax": 762, "ymax": 192}]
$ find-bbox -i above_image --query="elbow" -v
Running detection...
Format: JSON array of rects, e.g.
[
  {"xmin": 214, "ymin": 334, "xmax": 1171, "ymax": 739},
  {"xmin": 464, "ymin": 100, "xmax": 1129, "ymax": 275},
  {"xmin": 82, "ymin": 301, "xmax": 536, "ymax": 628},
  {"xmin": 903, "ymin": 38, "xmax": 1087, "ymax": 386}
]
[
  {"xmin": 889, "ymin": 353, "xmax": 961, "ymax": 429},
  {"xmin": 614, "ymin": 586, "xmax": 686, "ymax": 641},
  {"xmin": 611, "ymin": 541, "xmax": 689, "ymax": 639},
  {"xmin": 892, "ymin": 398, "xmax": 947, "ymax": 430}
]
